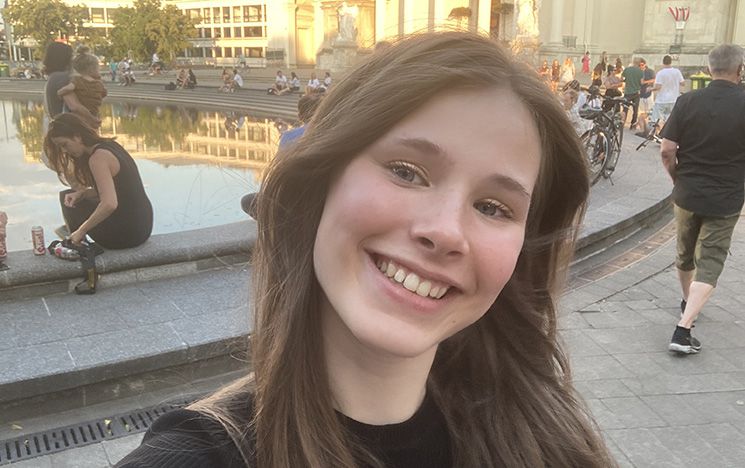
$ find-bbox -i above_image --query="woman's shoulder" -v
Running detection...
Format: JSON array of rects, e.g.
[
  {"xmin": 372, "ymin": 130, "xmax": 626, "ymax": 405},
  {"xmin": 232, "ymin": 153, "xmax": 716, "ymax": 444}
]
[{"xmin": 114, "ymin": 408, "xmax": 245, "ymax": 468}]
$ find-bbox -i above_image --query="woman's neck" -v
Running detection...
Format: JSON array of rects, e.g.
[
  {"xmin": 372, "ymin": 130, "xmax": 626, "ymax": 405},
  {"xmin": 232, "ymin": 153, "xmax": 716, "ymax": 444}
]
[{"xmin": 321, "ymin": 300, "xmax": 436, "ymax": 426}]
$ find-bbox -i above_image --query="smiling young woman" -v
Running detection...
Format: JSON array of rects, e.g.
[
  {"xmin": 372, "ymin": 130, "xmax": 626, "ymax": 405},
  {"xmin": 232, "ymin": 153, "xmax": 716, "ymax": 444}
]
[{"xmin": 117, "ymin": 31, "xmax": 615, "ymax": 468}]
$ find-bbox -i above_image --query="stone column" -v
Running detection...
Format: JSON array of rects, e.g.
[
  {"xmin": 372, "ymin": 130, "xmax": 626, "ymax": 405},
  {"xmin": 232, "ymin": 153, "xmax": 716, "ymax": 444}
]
[
  {"xmin": 285, "ymin": 2, "xmax": 297, "ymax": 68},
  {"xmin": 375, "ymin": 0, "xmax": 387, "ymax": 42},
  {"xmin": 549, "ymin": 0, "xmax": 565, "ymax": 45},
  {"xmin": 314, "ymin": 1, "xmax": 326, "ymax": 52},
  {"xmin": 572, "ymin": 0, "xmax": 595, "ymax": 52},
  {"xmin": 733, "ymin": 0, "xmax": 745, "ymax": 44}
]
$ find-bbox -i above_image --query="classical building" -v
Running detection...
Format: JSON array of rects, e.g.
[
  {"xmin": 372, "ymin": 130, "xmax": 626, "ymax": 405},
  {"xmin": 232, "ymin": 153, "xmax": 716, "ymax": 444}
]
[
  {"xmin": 46, "ymin": 0, "xmax": 745, "ymax": 70},
  {"xmin": 528, "ymin": 0, "xmax": 745, "ymax": 69}
]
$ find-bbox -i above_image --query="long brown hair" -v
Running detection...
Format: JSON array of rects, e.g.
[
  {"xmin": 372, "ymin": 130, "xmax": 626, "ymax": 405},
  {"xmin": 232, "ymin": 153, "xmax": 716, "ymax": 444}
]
[
  {"xmin": 191, "ymin": 31, "xmax": 615, "ymax": 467},
  {"xmin": 43, "ymin": 112, "xmax": 110, "ymax": 187}
]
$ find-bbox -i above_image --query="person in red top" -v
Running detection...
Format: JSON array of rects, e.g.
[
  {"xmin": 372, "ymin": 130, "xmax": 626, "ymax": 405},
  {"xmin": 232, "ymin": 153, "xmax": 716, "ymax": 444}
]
[{"xmin": 581, "ymin": 51, "xmax": 591, "ymax": 74}]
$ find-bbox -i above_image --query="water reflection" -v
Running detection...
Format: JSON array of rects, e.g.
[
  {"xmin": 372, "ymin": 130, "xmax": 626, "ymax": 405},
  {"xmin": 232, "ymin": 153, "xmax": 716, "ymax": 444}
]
[{"xmin": 1, "ymin": 98, "xmax": 285, "ymax": 252}]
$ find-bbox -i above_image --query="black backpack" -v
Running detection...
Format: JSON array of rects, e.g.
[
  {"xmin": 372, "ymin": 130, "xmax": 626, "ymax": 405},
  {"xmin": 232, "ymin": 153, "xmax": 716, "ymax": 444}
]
[{"xmin": 165, "ymin": 82, "xmax": 177, "ymax": 90}]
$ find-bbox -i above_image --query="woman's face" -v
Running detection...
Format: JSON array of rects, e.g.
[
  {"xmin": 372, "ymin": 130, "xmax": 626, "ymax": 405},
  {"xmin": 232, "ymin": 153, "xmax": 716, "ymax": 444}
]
[
  {"xmin": 51, "ymin": 135, "xmax": 86, "ymax": 159},
  {"xmin": 313, "ymin": 88, "xmax": 542, "ymax": 359}
]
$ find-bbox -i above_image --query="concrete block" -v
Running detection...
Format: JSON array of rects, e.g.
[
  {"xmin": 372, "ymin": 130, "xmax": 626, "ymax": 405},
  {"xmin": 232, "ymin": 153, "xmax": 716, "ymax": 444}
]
[
  {"xmin": 556, "ymin": 311, "xmax": 591, "ymax": 330},
  {"xmin": 612, "ymin": 353, "xmax": 668, "ymax": 378},
  {"xmin": 113, "ymin": 298, "xmax": 184, "ymax": 326},
  {"xmin": 559, "ymin": 329, "xmax": 607, "ymax": 357},
  {"xmin": 584, "ymin": 325, "xmax": 672, "ymax": 354},
  {"xmin": 606, "ymin": 428, "xmax": 684, "ymax": 467},
  {"xmin": 574, "ymin": 379, "xmax": 635, "ymax": 399},
  {"xmin": 622, "ymin": 372, "xmax": 745, "ymax": 396},
  {"xmin": 582, "ymin": 309, "xmax": 650, "ymax": 329},
  {"xmin": 650, "ymin": 425, "xmax": 732, "ymax": 467},
  {"xmin": 0, "ymin": 341, "xmax": 76, "ymax": 386},
  {"xmin": 571, "ymin": 355, "xmax": 634, "ymax": 381},
  {"xmin": 691, "ymin": 423, "xmax": 745, "ymax": 467},
  {"xmin": 599, "ymin": 396, "xmax": 667, "ymax": 429},
  {"xmin": 65, "ymin": 322, "xmax": 187, "ymax": 370}
]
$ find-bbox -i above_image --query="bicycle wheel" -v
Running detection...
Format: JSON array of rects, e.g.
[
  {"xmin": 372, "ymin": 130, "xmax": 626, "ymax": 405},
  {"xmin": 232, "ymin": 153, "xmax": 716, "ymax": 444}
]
[
  {"xmin": 603, "ymin": 146, "xmax": 621, "ymax": 179},
  {"xmin": 581, "ymin": 127, "xmax": 609, "ymax": 185},
  {"xmin": 614, "ymin": 113, "xmax": 625, "ymax": 148}
]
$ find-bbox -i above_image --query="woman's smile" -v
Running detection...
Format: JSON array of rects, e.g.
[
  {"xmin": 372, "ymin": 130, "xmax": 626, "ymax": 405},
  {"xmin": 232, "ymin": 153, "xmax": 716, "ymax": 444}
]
[{"xmin": 314, "ymin": 87, "xmax": 541, "ymax": 358}]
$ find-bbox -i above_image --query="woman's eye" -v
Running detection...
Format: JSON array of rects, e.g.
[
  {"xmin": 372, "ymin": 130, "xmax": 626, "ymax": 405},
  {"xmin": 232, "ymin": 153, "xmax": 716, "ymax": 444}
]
[
  {"xmin": 388, "ymin": 162, "xmax": 426, "ymax": 185},
  {"xmin": 474, "ymin": 200, "xmax": 513, "ymax": 219}
]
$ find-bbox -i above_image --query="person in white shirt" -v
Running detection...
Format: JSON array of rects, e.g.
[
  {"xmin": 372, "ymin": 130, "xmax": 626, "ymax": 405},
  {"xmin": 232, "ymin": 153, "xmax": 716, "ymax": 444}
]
[
  {"xmin": 268, "ymin": 70, "xmax": 289, "ymax": 95},
  {"xmin": 651, "ymin": 55, "xmax": 685, "ymax": 126},
  {"xmin": 322, "ymin": 72, "xmax": 332, "ymax": 90},
  {"xmin": 232, "ymin": 69, "xmax": 244, "ymax": 91},
  {"xmin": 306, "ymin": 72, "xmax": 321, "ymax": 94},
  {"xmin": 289, "ymin": 72, "xmax": 301, "ymax": 92}
]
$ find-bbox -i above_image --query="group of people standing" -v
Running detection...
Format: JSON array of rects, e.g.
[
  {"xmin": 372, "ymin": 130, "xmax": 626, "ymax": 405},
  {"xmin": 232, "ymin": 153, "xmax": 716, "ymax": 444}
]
[
  {"xmin": 538, "ymin": 57, "xmax": 575, "ymax": 91},
  {"xmin": 41, "ymin": 42, "xmax": 152, "ymax": 251},
  {"xmin": 558, "ymin": 50, "xmax": 686, "ymax": 139}
]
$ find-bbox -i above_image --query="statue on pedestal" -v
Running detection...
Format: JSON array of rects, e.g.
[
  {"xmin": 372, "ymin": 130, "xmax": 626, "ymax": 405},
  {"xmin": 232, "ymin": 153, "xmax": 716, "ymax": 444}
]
[
  {"xmin": 512, "ymin": 0, "xmax": 541, "ymax": 64},
  {"xmin": 516, "ymin": 0, "xmax": 540, "ymax": 38},
  {"xmin": 336, "ymin": 2, "xmax": 358, "ymax": 45}
]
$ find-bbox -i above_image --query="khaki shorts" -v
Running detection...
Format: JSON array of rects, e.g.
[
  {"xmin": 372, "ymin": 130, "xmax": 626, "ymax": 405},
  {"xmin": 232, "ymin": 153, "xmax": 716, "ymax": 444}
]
[
  {"xmin": 651, "ymin": 102, "xmax": 675, "ymax": 123},
  {"xmin": 639, "ymin": 96, "xmax": 653, "ymax": 114},
  {"xmin": 675, "ymin": 204, "xmax": 740, "ymax": 286}
]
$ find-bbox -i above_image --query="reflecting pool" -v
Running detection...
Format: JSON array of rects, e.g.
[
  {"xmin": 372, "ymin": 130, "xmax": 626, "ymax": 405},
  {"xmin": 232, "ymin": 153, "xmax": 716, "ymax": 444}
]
[{"xmin": 0, "ymin": 98, "xmax": 286, "ymax": 252}]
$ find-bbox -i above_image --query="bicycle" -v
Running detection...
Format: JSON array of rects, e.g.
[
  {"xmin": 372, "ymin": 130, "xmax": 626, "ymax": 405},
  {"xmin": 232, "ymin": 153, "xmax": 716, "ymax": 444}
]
[
  {"xmin": 635, "ymin": 118, "xmax": 664, "ymax": 150},
  {"xmin": 579, "ymin": 91, "xmax": 633, "ymax": 185}
]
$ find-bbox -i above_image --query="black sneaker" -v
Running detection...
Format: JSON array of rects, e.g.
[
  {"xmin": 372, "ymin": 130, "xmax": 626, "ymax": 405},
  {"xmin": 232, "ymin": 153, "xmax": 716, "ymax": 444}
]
[{"xmin": 668, "ymin": 326, "xmax": 702, "ymax": 354}]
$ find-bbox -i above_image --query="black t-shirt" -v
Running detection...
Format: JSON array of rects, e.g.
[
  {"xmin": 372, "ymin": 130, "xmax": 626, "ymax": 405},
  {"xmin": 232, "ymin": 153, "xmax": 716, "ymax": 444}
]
[
  {"xmin": 640, "ymin": 68, "xmax": 655, "ymax": 98},
  {"xmin": 661, "ymin": 80, "xmax": 745, "ymax": 216},
  {"xmin": 115, "ymin": 392, "xmax": 452, "ymax": 468}
]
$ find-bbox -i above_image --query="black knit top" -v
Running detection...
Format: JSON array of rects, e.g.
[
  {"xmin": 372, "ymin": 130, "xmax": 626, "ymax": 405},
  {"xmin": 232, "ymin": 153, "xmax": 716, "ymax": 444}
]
[{"xmin": 115, "ymin": 392, "xmax": 452, "ymax": 468}]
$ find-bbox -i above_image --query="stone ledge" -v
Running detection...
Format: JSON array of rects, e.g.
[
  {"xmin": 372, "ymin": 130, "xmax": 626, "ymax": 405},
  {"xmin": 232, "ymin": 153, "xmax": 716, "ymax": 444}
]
[{"xmin": 0, "ymin": 220, "xmax": 257, "ymax": 298}]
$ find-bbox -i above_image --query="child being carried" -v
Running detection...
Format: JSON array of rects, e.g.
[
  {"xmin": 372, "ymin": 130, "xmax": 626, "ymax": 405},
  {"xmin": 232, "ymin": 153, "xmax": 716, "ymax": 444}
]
[{"xmin": 57, "ymin": 46, "xmax": 107, "ymax": 128}]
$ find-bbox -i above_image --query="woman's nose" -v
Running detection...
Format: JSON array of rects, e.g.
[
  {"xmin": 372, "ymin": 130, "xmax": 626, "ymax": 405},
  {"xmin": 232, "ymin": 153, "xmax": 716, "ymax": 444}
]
[{"xmin": 409, "ymin": 198, "xmax": 469, "ymax": 257}]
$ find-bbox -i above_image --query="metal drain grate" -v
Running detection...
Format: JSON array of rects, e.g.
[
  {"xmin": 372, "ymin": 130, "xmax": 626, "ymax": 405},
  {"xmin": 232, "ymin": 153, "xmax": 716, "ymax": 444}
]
[{"xmin": 0, "ymin": 397, "xmax": 198, "ymax": 465}]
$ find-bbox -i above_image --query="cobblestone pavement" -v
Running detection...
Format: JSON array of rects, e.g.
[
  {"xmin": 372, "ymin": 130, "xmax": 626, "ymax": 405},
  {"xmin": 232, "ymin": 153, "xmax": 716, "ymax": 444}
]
[{"xmin": 561, "ymin": 215, "xmax": 745, "ymax": 467}]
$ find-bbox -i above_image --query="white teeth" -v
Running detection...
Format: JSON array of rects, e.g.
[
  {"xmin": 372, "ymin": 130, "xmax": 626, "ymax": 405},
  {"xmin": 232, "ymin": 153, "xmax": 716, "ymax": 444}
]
[
  {"xmin": 403, "ymin": 273, "xmax": 420, "ymax": 292},
  {"xmin": 393, "ymin": 269, "xmax": 406, "ymax": 283},
  {"xmin": 374, "ymin": 257, "xmax": 452, "ymax": 300},
  {"xmin": 416, "ymin": 280, "xmax": 432, "ymax": 297}
]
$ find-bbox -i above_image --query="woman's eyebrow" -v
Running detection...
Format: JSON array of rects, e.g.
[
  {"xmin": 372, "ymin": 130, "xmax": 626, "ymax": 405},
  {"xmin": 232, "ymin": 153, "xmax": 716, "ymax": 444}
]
[
  {"xmin": 487, "ymin": 174, "xmax": 532, "ymax": 199},
  {"xmin": 392, "ymin": 137, "xmax": 532, "ymax": 200},
  {"xmin": 394, "ymin": 137, "xmax": 446, "ymax": 157}
]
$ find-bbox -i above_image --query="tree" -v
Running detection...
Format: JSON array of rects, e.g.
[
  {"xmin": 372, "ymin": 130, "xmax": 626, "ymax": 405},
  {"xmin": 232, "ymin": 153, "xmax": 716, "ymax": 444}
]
[
  {"xmin": 110, "ymin": 0, "xmax": 197, "ymax": 63},
  {"xmin": 4, "ymin": 0, "xmax": 87, "ymax": 52},
  {"xmin": 148, "ymin": 5, "xmax": 198, "ymax": 62}
]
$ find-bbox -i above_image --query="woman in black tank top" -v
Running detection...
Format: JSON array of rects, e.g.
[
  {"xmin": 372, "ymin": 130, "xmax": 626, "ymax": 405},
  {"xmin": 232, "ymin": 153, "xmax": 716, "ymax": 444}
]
[{"xmin": 43, "ymin": 113, "xmax": 153, "ymax": 249}]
